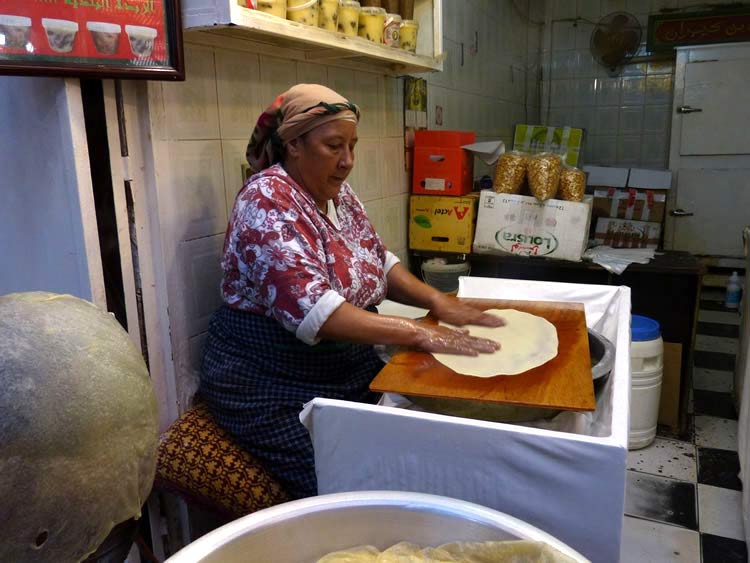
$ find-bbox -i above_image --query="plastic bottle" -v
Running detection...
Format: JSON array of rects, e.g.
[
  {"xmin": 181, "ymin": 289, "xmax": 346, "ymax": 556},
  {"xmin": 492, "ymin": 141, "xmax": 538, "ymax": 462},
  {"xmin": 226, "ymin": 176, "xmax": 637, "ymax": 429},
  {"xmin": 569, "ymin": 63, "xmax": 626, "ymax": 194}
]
[{"xmin": 725, "ymin": 271, "xmax": 742, "ymax": 309}]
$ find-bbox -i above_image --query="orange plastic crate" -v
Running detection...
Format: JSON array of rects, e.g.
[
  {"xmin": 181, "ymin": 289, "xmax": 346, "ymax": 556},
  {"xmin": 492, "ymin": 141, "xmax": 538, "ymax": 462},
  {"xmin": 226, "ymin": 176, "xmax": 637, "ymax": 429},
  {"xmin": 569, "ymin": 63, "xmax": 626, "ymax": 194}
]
[{"xmin": 412, "ymin": 130, "xmax": 475, "ymax": 196}]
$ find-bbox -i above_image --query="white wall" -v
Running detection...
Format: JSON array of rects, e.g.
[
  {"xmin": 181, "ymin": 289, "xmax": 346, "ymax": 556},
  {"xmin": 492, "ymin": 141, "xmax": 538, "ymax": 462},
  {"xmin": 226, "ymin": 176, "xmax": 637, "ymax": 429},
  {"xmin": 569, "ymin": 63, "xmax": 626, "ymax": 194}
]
[
  {"xmin": 425, "ymin": 0, "xmax": 543, "ymax": 178},
  {"xmin": 541, "ymin": 0, "xmax": 737, "ymax": 168},
  {"xmin": 0, "ymin": 76, "xmax": 101, "ymax": 301}
]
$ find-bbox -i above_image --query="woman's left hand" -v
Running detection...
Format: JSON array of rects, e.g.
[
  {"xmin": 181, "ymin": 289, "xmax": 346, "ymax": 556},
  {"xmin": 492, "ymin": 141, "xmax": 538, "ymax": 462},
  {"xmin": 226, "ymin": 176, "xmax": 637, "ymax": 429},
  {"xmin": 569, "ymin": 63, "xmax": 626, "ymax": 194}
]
[{"xmin": 430, "ymin": 295, "xmax": 506, "ymax": 328}]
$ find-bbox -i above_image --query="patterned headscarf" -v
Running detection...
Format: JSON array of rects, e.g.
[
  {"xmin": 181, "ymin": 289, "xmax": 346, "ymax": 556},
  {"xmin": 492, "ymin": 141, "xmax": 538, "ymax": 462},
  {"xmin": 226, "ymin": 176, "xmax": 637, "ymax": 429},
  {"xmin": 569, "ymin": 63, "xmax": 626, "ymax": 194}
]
[{"xmin": 246, "ymin": 84, "xmax": 360, "ymax": 172}]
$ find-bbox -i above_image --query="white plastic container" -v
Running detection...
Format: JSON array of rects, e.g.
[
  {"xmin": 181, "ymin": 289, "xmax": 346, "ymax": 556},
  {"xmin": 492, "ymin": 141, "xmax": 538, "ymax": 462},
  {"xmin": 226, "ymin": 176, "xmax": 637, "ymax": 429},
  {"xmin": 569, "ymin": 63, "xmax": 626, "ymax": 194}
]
[
  {"xmin": 725, "ymin": 271, "xmax": 741, "ymax": 309},
  {"xmin": 629, "ymin": 315, "xmax": 663, "ymax": 450}
]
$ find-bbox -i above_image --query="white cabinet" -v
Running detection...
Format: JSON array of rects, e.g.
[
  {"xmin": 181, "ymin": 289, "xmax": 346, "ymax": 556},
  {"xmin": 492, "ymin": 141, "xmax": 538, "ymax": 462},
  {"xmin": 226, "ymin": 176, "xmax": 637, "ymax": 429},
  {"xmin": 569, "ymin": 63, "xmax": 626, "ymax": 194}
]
[{"xmin": 181, "ymin": 0, "xmax": 443, "ymax": 75}]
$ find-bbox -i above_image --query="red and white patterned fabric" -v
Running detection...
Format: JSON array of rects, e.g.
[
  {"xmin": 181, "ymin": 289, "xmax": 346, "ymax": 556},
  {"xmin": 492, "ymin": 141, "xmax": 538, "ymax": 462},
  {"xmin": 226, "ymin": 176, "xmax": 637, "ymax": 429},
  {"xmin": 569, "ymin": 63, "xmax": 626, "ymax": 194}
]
[{"xmin": 221, "ymin": 164, "xmax": 399, "ymax": 345}]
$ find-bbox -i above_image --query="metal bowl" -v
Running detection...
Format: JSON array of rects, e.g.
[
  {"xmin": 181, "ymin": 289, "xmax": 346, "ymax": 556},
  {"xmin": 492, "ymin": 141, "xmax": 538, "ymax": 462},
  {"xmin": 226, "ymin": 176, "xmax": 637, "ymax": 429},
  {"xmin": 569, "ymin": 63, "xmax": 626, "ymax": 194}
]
[{"xmin": 166, "ymin": 491, "xmax": 587, "ymax": 563}]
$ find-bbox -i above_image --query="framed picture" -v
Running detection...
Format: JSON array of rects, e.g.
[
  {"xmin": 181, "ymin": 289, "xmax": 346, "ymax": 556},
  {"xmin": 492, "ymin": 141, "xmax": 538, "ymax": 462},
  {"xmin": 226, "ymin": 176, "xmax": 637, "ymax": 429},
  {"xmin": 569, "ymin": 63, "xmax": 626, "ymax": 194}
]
[{"xmin": 0, "ymin": 0, "xmax": 184, "ymax": 80}]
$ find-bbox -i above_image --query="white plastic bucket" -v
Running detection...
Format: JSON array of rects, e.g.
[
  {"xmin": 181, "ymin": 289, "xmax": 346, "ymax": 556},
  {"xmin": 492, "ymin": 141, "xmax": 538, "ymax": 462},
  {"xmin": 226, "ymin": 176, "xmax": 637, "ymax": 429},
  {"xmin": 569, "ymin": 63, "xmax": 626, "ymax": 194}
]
[{"xmin": 629, "ymin": 315, "xmax": 664, "ymax": 450}]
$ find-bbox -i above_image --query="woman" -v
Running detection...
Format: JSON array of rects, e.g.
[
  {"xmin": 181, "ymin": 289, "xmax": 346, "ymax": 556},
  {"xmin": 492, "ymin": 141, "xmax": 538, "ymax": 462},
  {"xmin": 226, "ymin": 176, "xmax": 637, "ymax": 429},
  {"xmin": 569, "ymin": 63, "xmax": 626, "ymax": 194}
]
[{"xmin": 200, "ymin": 84, "xmax": 503, "ymax": 499}]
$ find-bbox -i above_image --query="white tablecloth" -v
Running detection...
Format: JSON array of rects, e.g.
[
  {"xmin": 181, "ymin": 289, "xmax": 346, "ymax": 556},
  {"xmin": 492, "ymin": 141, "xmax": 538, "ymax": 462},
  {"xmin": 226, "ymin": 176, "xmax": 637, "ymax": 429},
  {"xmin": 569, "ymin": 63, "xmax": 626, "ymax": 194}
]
[{"xmin": 301, "ymin": 277, "xmax": 631, "ymax": 562}]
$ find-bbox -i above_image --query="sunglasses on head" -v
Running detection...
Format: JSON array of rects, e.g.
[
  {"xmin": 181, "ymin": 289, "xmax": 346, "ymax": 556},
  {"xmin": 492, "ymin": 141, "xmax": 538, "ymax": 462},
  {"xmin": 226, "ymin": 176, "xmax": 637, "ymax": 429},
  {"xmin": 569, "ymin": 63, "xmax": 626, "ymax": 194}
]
[{"xmin": 300, "ymin": 101, "xmax": 361, "ymax": 120}]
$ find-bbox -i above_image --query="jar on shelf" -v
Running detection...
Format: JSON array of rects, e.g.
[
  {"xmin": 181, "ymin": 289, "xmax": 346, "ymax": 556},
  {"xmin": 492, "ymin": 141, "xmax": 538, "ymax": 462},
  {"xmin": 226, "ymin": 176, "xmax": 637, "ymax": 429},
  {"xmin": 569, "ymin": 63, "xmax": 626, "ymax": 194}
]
[
  {"xmin": 383, "ymin": 12, "xmax": 401, "ymax": 47},
  {"xmin": 318, "ymin": 0, "xmax": 339, "ymax": 30},
  {"xmin": 255, "ymin": 0, "xmax": 287, "ymax": 18},
  {"xmin": 358, "ymin": 6, "xmax": 386, "ymax": 43},
  {"xmin": 287, "ymin": 0, "xmax": 319, "ymax": 26},
  {"xmin": 399, "ymin": 18, "xmax": 418, "ymax": 52},
  {"xmin": 337, "ymin": 0, "xmax": 361, "ymax": 36}
]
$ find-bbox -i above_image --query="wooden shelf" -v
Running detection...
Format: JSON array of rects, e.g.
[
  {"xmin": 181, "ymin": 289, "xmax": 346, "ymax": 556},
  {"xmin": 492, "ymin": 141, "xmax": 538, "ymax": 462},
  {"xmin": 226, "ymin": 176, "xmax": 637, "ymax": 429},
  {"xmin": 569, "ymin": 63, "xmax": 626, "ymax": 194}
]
[{"xmin": 182, "ymin": 1, "xmax": 443, "ymax": 75}]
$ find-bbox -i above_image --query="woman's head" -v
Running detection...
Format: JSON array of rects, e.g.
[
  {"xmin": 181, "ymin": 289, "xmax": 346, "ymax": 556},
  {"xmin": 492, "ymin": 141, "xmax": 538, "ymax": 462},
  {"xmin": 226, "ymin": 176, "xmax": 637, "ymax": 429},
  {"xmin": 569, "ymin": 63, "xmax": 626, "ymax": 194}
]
[
  {"xmin": 246, "ymin": 84, "xmax": 360, "ymax": 210},
  {"xmin": 246, "ymin": 83, "xmax": 359, "ymax": 169}
]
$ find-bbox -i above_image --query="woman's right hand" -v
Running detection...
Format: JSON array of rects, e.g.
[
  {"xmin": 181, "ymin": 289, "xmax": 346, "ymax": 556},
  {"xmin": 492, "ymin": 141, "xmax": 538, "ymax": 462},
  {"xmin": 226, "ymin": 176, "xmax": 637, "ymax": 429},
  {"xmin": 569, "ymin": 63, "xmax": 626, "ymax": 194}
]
[{"xmin": 411, "ymin": 321, "xmax": 500, "ymax": 356}]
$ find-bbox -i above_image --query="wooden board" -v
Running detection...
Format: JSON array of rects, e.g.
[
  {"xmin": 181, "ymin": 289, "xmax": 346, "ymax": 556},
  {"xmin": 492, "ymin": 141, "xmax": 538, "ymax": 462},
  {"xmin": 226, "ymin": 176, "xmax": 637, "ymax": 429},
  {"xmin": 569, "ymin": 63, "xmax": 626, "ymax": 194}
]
[{"xmin": 370, "ymin": 299, "xmax": 595, "ymax": 412}]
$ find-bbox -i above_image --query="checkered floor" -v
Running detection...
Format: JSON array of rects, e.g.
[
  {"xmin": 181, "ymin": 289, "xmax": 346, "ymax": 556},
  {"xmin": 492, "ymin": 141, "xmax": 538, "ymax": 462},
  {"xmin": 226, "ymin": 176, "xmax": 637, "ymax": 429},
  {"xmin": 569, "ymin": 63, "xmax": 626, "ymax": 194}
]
[{"xmin": 619, "ymin": 288, "xmax": 747, "ymax": 562}]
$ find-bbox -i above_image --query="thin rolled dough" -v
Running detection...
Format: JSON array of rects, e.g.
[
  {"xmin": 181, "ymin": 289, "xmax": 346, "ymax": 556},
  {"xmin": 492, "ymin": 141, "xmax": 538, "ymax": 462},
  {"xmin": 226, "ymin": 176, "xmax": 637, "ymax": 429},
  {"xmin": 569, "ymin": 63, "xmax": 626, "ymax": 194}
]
[{"xmin": 432, "ymin": 309, "xmax": 559, "ymax": 377}]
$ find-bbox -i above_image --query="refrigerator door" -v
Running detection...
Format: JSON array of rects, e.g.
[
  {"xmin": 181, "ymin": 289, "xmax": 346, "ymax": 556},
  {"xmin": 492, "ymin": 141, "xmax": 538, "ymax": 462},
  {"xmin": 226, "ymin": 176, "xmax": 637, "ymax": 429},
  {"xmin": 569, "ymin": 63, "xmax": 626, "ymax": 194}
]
[{"xmin": 736, "ymin": 226, "xmax": 750, "ymax": 550}]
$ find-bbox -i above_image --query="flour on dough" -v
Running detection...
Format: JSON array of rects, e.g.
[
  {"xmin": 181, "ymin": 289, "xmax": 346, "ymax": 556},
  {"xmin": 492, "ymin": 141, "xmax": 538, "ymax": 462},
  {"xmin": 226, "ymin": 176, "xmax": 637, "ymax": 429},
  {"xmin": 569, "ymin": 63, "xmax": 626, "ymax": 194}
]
[{"xmin": 432, "ymin": 309, "xmax": 559, "ymax": 377}]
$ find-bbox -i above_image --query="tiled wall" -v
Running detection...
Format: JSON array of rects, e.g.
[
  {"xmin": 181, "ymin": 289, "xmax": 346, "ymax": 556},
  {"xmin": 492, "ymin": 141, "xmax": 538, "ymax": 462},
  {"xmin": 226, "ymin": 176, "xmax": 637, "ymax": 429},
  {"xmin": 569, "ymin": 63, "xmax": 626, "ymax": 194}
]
[
  {"xmin": 424, "ymin": 0, "xmax": 542, "ymax": 178},
  {"xmin": 541, "ymin": 0, "xmax": 683, "ymax": 168}
]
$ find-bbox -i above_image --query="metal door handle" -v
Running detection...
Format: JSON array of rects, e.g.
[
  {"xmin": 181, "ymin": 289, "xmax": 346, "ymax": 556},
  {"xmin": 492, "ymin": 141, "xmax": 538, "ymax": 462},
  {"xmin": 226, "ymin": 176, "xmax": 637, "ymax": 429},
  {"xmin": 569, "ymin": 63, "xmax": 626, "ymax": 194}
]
[
  {"xmin": 677, "ymin": 105, "xmax": 702, "ymax": 114},
  {"xmin": 670, "ymin": 209, "xmax": 694, "ymax": 217}
]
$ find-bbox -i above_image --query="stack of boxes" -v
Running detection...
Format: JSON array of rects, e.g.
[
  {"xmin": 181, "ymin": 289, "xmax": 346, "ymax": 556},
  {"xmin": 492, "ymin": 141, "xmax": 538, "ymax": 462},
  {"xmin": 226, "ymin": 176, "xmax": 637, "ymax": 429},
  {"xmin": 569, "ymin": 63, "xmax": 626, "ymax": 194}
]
[
  {"xmin": 408, "ymin": 130, "xmax": 479, "ymax": 254},
  {"xmin": 587, "ymin": 166, "xmax": 672, "ymax": 249}
]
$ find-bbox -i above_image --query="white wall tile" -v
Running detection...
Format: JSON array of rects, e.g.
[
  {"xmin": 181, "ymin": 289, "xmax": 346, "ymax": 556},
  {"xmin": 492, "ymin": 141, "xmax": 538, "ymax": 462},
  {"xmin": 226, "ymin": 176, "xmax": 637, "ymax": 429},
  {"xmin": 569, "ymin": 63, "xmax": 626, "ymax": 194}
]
[
  {"xmin": 641, "ymin": 133, "xmax": 667, "ymax": 165},
  {"xmin": 221, "ymin": 139, "xmax": 249, "ymax": 215},
  {"xmin": 578, "ymin": 0, "xmax": 601, "ymax": 19},
  {"xmin": 619, "ymin": 105, "xmax": 644, "ymax": 133},
  {"xmin": 596, "ymin": 105, "xmax": 619, "ymax": 131},
  {"xmin": 363, "ymin": 198, "xmax": 384, "ymax": 236},
  {"xmin": 163, "ymin": 45, "xmax": 220, "ymax": 140},
  {"xmin": 258, "ymin": 55, "xmax": 298, "ymax": 108},
  {"xmin": 380, "ymin": 194, "xmax": 409, "ymax": 251},
  {"xmin": 215, "ymin": 50, "xmax": 261, "ymax": 140},
  {"xmin": 552, "ymin": 22, "xmax": 577, "ymax": 50},
  {"xmin": 296, "ymin": 61, "xmax": 328, "ymax": 85},
  {"xmin": 617, "ymin": 135, "xmax": 642, "ymax": 164},
  {"xmin": 179, "ymin": 234, "xmax": 225, "ymax": 337},
  {"xmin": 645, "ymin": 74, "xmax": 673, "ymax": 105},
  {"xmin": 328, "ymin": 66, "xmax": 356, "ymax": 100},
  {"xmin": 593, "ymin": 135, "xmax": 618, "ymax": 164},
  {"xmin": 643, "ymin": 104, "xmax": 670, "ymax": 134},
  {"xmin": 381, "ymin": 138, "xmax": 407, "ymax": 198},
  {"xmin": 575, "ymin": 78, "xmax": 597, "ymax": 106},
  {"xmin": 355, "ymin": 71, "xmax": 385, "ymax": 138},
  {"xmin": 350, "ymin": 138, "xmax": 383, "ymax": 202},
  {"xmin": 550, "ymin": 79, "xmax": 575, "ymax": 107},
  {"xmin": 166, "ymin": 140, "xmax": 227, "ymax": 240},
  {"xmin": 384, "ymin": 76, "xmax": 404, "ymax": 138},
  {"xmin": 573, "ymin": 107, "xmax": 596, "ymax": 133},
  {"xmin": 596, "ymin": 77, "xmax": 621, "ymax": 106},
  {"xmin": 621, "ymin": 76, "xmax": 646, "ymax": 105}
]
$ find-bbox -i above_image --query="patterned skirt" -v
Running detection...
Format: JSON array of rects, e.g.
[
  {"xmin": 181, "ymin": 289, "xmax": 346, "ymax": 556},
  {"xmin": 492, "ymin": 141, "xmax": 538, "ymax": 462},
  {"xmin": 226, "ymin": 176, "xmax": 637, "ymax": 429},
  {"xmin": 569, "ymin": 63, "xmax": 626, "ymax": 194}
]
[{"xmin": 199, "ymin": 305, "xmax": 384, "ymax": 499}]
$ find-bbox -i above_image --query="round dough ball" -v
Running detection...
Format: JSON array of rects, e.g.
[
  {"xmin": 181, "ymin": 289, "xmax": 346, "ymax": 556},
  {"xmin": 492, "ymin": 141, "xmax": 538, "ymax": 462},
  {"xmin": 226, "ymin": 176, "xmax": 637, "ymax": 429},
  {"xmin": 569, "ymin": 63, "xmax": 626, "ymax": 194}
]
[{"xmin": 0, "ymin": 292, "xmax": 159, "ymax": 562}]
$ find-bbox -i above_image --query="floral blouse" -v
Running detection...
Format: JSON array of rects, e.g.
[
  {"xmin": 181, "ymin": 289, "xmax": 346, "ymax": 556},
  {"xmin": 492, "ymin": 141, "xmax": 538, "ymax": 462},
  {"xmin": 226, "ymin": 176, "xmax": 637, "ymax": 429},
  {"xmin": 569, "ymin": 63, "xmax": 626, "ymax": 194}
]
[{"xmin": 221, "ymin": 164, "xmax": 399, "ymax": 344}]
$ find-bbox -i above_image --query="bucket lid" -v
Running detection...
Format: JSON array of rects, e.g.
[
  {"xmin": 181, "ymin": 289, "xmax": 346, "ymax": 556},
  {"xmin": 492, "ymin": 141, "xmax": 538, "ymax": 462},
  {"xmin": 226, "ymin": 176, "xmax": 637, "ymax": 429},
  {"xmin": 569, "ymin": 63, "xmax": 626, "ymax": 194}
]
[{"xmin": 631, "ymin": 315, "xmax": 660, "ymax": 341}]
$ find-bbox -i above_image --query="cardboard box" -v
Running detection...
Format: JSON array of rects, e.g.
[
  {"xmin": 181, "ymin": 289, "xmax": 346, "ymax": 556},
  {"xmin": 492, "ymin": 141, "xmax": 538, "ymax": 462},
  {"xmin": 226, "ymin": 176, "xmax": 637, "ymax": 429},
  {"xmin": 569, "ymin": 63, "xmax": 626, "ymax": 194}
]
[
  {"xmin": 472, "ymin": 191, "xmax": 593, "ymax": 262},
  {"xmin": 593, "ymin": 188, "xmax": 668, "ymax": 223},
  {"xmin": 513, "ymin": 124, "xmax": 585, "ymax": 167},
  {"xmin": 594, "ymin": 218, "xmax": 661, "ymax": 249},
  {"xmin": 658, "ymin": 342, "xmax": 683, "ymax": 431},
  {"xmin": 589, "ymin": 166, "xmax": 671, "ymax": 223},
  {"xmin": 628, "ymin": 168, "xmax": 673, "ymax": 191},
  {"xmin": 409, "ymin": 193, "xmax": 479, "ymax": 253},
  {"xmin": 584, "ymin": 165, "xmax": 629, "ymax": 189},
  {"xmin": 412, "ymin": 130, "xmax": 475, "ymax": 196}
]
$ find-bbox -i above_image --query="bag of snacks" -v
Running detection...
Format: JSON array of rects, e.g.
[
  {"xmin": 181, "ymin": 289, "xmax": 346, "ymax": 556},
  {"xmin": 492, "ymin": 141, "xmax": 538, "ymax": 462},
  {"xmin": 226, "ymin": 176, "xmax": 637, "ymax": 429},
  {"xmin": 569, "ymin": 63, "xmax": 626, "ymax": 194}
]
[
  {"xmin": 527, "ymin": 153, "xmax": 562, "ymax": 201},
  {"xmin": 558, "ymin": 166, "xmax": 586, "ymax": 202},
  {"xmin": 493, "ymin": 151, "xmax": 528, "ymax": 194}
]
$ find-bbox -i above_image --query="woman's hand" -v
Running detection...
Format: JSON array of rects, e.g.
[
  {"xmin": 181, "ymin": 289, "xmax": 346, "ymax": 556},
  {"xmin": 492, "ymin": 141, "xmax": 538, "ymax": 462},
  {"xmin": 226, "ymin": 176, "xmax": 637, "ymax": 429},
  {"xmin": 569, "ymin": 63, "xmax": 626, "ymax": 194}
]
[
  {"xmin": 412, "ymin": 322, "xmax": 500, "ymax": 356},
  {"xmin": 429, "ymin": 295, "xmax": 506, "ymax": 328}
]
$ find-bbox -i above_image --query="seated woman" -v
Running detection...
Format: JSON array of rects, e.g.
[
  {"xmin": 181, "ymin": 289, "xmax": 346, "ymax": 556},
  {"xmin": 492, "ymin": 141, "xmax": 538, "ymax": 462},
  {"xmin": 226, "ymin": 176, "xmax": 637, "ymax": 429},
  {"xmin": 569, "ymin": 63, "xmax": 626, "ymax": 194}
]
[{"xmin": 200, "ymin": 84, "xmax": 503, "ymax": 500}]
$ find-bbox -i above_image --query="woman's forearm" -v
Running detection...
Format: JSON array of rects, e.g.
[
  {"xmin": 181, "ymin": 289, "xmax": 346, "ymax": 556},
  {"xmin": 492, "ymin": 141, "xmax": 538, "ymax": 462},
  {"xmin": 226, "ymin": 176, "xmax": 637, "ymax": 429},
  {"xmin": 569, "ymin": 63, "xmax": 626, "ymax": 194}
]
[
  {"xmin": 316, "ymin": 301, "xmax": 498, "ymax": 355},
  {"xmin": 385, "ymin": 262, "xmax": 447, "ymax": 310}
]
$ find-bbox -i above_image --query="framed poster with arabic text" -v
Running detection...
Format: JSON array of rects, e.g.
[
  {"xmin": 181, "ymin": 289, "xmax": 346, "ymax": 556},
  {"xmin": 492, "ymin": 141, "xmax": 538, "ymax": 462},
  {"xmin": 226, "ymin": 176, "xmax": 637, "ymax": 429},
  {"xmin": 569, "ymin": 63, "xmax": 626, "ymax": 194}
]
[{"xmin": 0, "ymin": 0, "xmax": 184, "ymax": 80}]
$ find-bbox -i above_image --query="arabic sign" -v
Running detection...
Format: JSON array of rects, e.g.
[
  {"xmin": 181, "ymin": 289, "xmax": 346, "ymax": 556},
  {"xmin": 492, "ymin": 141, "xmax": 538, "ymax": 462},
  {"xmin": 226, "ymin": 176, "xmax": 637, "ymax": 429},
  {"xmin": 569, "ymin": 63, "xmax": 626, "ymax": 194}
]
[
  {"xmin": 0, "ymin": 0, "xmax": 183, "ymax": 79},
  {"xmin": 647, "ymin": 10, "xmax": 750, "ymax": 52}
]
